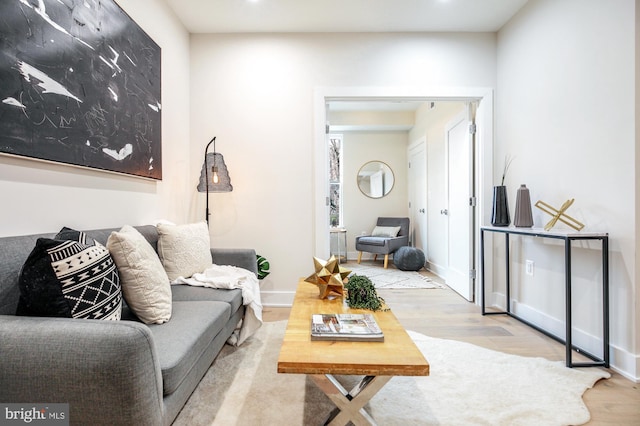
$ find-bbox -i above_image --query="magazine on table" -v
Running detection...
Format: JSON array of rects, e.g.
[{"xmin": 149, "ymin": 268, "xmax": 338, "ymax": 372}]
[{"xmin": 310, "ymin": 313, "xmax": 384, "ymax": 342}]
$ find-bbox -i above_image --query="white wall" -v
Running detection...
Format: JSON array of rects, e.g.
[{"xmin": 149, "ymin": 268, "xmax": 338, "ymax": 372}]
[
  {"xmin": 496, "ymin": 0, "xmax": 637, "ymax": 378},
  {"xmin": 189, "ymin": 32, "xmax": 497, "ymax": 305},
  {"xmin": 329, "ymin": 110, "xmax": 415, "ymax": 130},
  {"xmin": 342, "ymin": 131, "xmax": 409, "ymax": 258},
  {"xmin": 0, "ymin": 0, "xmax": 190, "ymax": 237}
]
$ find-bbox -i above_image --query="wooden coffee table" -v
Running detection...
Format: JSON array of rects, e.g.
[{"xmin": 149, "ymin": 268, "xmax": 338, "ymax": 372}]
[{"xmin": 277, "ymin": 280, "xmax": 430, "ymax": 426}]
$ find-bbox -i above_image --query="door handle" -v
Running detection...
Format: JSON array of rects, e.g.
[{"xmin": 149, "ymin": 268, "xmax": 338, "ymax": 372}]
[{"xmin": 440, "ymin": 209, "xmax": 448, "ymax": 215}]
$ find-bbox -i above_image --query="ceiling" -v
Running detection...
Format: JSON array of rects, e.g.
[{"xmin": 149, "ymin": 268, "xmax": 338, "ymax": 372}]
[{"xmin": 164, "ymin": 0, "xmax": 529, "ymax": 34}]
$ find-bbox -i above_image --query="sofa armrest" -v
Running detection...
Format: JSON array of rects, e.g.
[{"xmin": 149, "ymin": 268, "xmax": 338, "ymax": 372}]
[
  {"xmin": 211, "ymin": 248, "xmax": 258, "ymax": 276},
  {"xmin": 0, "ymin": 315, "xmax": 164, "ymax": 426}
]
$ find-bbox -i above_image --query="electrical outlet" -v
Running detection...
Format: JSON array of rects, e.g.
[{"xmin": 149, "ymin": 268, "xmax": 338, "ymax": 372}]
[{"xmin": 525, "ymin": 260, "xmax": 534, "ymax": 276}]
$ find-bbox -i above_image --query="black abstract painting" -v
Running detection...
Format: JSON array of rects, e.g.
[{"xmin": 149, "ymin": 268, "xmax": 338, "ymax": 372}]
[{"xmin": 0, "ymin": 0, "xmax": 162, "ymax": 180}]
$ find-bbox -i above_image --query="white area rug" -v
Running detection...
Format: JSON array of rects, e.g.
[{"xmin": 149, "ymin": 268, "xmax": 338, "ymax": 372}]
[
  {"xmin": 174, "ymin": 321, "xmax": 610, "ymax": 426},
  {"xmin": 347, "ymin": 263, "xmax": 444, "ymax": 289}
]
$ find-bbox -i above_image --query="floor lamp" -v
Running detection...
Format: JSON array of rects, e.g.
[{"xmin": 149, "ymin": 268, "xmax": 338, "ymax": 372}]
[{"xmin": 197, "ymin": 136, "xmax": 233, "ymax": 226}]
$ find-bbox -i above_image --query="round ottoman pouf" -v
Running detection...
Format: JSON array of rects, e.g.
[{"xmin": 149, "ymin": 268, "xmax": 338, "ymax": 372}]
[{"xmin": 394, "ymin": 246, "xmax": 426, "ymax": 271}]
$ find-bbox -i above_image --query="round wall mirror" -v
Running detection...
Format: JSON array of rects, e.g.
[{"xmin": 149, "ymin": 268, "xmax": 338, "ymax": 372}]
[{"xmin": 357, "ymin": 161, "xmax": 395, "ymax": 199}]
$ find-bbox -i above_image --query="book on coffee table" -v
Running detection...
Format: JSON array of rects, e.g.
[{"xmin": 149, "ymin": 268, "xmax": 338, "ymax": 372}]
[{"xmin": 310, "ymin": 313, "xmax": 384, "ymax": 342}]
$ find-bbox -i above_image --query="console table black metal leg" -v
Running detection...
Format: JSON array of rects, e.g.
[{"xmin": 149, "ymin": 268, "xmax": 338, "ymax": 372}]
[
  {"xmin": 565, "ymin": 239, "xmax": 572, "ymax": 367},
  {"xmin": 505, "ymin": 233, "xmax": 510, "ymax": 313},
  {"xmin": 603, "ymin": 237, "xmax": 610, "ymax": 367},
  {"xmin": 480, "ymin": 229, "xmax": 486, "ymax": 314},
  {"xmin": 481, "ymin": 229, "xmax": 509, "ymax": 316}
]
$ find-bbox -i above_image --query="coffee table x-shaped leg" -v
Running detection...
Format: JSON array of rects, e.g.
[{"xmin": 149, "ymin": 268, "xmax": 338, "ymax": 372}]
[{"xmin": 311, "ymin": 374, "xmax": 392, "ymax": 426}]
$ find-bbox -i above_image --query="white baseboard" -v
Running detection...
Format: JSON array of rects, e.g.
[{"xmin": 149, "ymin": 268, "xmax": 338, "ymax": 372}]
[
  {"xmin": 346, "ymin": 251, "xmax": 390, "ymax": 262},
  {"xmin": 261, "ymin": 290, "xmax": 294, "ymax": 307},
  {"xmin": 486, "ymin": 291, "xmax": 639, "ymax": 381},
  {"xmin": 615, "ymin": 348, "xmax": 640, "ymax": 383},
  {"xmin": 425, "ymin": 261, "xmax": 446, "ymax": 279},
  {"xmin": 511, "ymin": 301, "xmax": 598, "ymax": 353}
]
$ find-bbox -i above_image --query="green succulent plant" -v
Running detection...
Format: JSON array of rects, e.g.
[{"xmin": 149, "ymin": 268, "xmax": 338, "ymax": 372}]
[{"xmin": 344, "ymin": 274, "xmax": 388, "ymax": 311}]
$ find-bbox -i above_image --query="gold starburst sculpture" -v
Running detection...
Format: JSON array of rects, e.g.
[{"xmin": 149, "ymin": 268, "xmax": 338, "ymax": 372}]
[
  {"xmin": 535, "ymin": 199, "xmax": 585, "ymax": 231},
  {"xmin": 304, "ymin": 256, "xmax": 351, "ymax": 299}
]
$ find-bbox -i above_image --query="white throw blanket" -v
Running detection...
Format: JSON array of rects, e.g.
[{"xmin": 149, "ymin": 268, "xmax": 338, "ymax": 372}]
[{"xmin": 172, "ymin": 264, "xmax": 263, "ymax": 346}]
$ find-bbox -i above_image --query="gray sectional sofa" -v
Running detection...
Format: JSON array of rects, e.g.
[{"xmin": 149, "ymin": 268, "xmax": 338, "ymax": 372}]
[{"xmin": 0, "ymin": 225, "xmax": 257, "ymax": 425}]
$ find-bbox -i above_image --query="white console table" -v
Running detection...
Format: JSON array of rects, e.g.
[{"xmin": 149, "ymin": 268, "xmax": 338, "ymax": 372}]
[{"xmin": 480, "ymin": 225, "xmax": 609, "ymax": 368}]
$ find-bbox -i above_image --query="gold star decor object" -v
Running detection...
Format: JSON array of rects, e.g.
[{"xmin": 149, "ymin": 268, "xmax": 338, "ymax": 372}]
[{"xmin": 304, "ymin": 256, "xmax": 351, "ymax": 299}]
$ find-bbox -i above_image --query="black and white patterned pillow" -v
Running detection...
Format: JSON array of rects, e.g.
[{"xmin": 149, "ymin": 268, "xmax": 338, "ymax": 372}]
[
  {"xmin": 55, "ymin": 226, "xmax": 95, "ymax": 245},
  {"xmin": 16, "ymin": 229, "xmax": 122, "ymax": 320}
]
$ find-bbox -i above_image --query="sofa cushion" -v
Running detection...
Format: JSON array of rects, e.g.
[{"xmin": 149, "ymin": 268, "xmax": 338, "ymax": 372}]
[
  {"xmin": 171, "ymin": 284, "xmax": 243, "ymax": 314},
  {"xmin": 157, "ymin": 222, "xmax": 213, "ymax": 281},
  {"xmin": 16, "ymin": 231, "xmax": 121, "ymax": 320},
  {"xmin": 107, "ymin": 225, "xmax": 172, "ymax": 324},
  {"xmin": 357, "ymin": 236, "xmax": 388, "ymax": 246},
  {"xmin": 147, "ymin": 300, "xmax": 231, "ymax": 395}
]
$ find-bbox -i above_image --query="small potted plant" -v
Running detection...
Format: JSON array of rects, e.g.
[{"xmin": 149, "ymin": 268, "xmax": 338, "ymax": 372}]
[{"xmin": 256, "ymin": 254, "xmax": 270, "ymax": 280}]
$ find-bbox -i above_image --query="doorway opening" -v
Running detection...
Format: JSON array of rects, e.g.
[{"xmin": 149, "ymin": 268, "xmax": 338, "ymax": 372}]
[{"xmin": 313, "ymin": 87, "xmax": 494, "ymax": 304}]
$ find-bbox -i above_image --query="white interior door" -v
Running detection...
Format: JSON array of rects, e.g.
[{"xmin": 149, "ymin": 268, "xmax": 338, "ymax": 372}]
[
  {"xmin": 408, "ymin": 139, "xmax": 427, "ymax": 251},
  {"xmin": 445, "ymin": 107, "xmax": 474, "ymax": 301}
]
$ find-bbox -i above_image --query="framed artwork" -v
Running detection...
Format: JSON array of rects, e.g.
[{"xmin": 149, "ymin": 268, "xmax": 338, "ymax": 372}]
[{"xmin": 0, "ymin": 0, "xmax": 162, "ymax": 180}]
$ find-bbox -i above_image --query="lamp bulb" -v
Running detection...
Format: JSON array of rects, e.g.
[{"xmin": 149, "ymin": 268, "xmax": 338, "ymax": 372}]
[{"xmin": 212, "ymin": 166, "xmax": 219, "ymax": 184}]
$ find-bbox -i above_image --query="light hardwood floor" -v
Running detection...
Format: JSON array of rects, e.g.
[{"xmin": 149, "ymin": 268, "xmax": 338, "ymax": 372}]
[{"xmin": 262, "ymin": 261, "xmax": 640, "ymax": 425}]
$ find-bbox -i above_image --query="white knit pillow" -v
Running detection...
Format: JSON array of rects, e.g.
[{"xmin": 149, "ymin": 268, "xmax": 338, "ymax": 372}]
[
  {"xmin": 106, "ymin": 225, "xmax": 172, "ymax": 324},
  {"xmin": 371, "ymin": 226, "xmax": 401, "ymax": 238},
  {"xmin": 156, "ymin": 222, "xmax": 212, "ymax": 281}
]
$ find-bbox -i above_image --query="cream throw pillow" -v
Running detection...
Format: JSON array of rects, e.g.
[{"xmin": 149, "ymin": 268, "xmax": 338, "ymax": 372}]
[
  {"xmin": 156, "ymin": 222, "xmax": 212, "ymax": 281},
  {"xmin": 106, "ymin": 225, "xmax": 172, "ymax": 324},
  {"xmin": 371, "ymin": 225, "xmax": 402, "ymax": 238}
]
